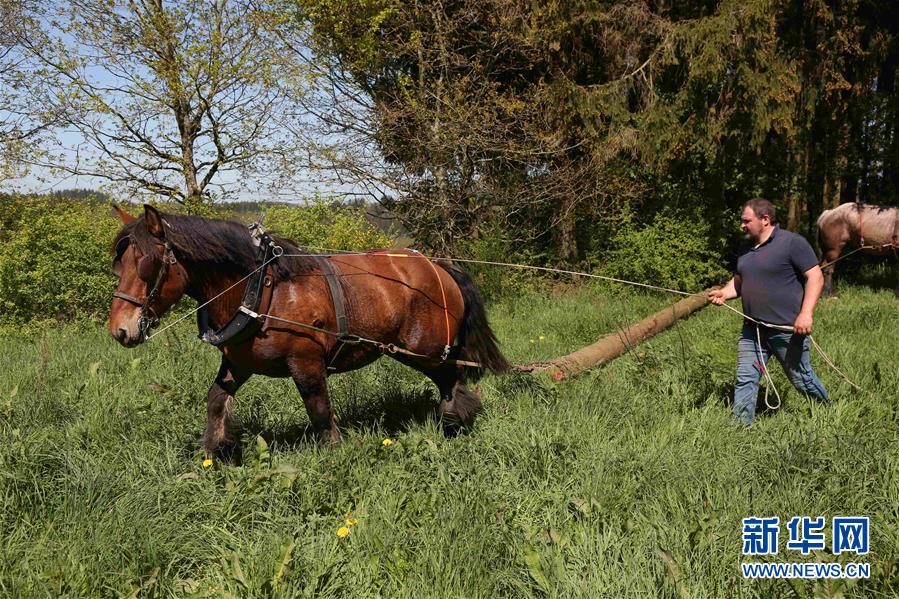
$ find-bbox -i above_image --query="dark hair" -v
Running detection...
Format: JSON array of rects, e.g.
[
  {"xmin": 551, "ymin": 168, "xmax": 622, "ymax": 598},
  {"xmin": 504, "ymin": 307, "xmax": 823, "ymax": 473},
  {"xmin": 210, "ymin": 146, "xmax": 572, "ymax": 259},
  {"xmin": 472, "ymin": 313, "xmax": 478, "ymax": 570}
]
[
  {"xmin": 112, "ymin": 212, "xmax": 316, "ymax": 282},
  {"xmin": 743, "ymin": 198, "xmax": 776, "ymax": 222}
]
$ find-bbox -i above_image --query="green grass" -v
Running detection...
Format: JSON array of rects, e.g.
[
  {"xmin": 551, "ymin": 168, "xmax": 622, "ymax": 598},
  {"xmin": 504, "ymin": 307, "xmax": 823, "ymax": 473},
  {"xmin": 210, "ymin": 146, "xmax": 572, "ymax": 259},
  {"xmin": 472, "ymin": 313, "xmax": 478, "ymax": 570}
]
[{"xmin": 0, "ymin": 282, "xmax": 897, "ymax": 597}]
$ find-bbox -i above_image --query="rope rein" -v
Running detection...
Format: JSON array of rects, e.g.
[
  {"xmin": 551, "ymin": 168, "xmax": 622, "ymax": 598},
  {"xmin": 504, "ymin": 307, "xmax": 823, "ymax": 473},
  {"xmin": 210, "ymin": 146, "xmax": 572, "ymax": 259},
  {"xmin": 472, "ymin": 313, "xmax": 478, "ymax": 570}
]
[
  {"xmin": 755, "ymin": 323, "xmax": 783, "ymax": 410},
  {"xmin": 717, "ymin": 303, "xmax": 863, "ymax": 393},
  {"xmin": 819, "ymin": 243, "xmax": 894, "ymax": 270},
  {"xmin": 136, "ymin": 243, "xmax": 863, "ymax": 392}
]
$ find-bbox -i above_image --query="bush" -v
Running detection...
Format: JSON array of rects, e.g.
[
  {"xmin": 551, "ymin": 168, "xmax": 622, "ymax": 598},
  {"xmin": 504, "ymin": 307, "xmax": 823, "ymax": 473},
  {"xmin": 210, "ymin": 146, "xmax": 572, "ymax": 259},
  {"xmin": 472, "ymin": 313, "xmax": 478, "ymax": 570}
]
[
  {"xmin": 600, "ymin": 206, "xmax": 729, "ymax": 293},
  {"xmin": 264, "ymin": 200, "xmax": 395, "ymax": 252},
  {"xmin": 0, "ymin": 196, "xmax": 397, "ymax": 325},
  {"xmin": 457, "ymin": 221, "xmax": 543, "ymax": 300},
  {"xmin": 0, "ymin": 196, "xmax": 120, "ymax": 323}
]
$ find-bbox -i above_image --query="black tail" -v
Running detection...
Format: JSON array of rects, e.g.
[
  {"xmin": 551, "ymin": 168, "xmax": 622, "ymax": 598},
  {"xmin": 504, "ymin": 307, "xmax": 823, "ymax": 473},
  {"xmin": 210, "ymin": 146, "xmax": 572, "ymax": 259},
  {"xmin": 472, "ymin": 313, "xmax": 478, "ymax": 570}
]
[{"xmin": 436, "ymin": 260, "xmax": 511, "ymax": 380}]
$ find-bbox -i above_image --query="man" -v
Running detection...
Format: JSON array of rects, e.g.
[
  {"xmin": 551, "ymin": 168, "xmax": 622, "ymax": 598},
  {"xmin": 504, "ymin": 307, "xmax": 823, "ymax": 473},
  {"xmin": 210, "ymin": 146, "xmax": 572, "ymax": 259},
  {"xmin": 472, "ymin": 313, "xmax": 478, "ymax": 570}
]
[{"xmin": 708, "ymin": 198, "xmax": 829, "ymax": 425}]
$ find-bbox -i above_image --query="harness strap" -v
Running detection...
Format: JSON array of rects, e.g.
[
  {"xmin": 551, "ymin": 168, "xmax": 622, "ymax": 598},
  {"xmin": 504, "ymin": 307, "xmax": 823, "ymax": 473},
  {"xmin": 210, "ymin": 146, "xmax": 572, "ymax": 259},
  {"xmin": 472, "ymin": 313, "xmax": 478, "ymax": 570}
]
[
  {"xmin": 316, "ymin": 256, "xmax": 349, "ymax": 338},
  {"xmin": 199, "ymin": 265, "xmax": 275, "ymax": 346},
  {"xmin": 198, "ymin": 225, "xmax": 280, "ymax": 347},
  {"xmin": 111, "ymin": 236, "xmax": 173, "ymax": 335},
  {"xmin": 257, "ymin": 312, "xmax": 482, "ymax": 368},
  {"xmin": 113, "ymin": 291, "xmax": 144, "ymax": 307}
]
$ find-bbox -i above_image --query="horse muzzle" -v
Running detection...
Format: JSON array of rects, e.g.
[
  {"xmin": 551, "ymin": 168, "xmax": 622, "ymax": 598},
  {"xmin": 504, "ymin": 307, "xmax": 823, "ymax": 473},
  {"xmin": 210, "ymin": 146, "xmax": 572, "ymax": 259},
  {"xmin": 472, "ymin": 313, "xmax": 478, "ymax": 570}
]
[
  {"xmin": 110, "ymin": 310, "xmax": 146, "ymax": 347},
  {"xmin": 112, "ymin": 326, "xmax": 145, "ymax": 347}
]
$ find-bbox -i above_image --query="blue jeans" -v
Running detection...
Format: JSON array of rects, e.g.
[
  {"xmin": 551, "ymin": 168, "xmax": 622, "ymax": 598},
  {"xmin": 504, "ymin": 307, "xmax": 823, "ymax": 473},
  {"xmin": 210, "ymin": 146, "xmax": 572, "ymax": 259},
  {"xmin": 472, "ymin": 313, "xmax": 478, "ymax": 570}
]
[{"xmin": 734, "ymin": 322, "xmax": 829, "ymax": 425}]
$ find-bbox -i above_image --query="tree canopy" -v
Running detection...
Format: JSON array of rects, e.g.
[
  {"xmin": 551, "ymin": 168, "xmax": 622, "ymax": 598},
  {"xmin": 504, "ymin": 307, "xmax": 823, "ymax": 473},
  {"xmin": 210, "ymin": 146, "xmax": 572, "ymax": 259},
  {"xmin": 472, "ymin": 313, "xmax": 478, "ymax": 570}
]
[
  {"xmin": 5, "ymin": 0, "xmax": 308, "ymax": 206},
  {"xmin": 3, "ymin": 0, "xmax": 898, "ymax": 277}
]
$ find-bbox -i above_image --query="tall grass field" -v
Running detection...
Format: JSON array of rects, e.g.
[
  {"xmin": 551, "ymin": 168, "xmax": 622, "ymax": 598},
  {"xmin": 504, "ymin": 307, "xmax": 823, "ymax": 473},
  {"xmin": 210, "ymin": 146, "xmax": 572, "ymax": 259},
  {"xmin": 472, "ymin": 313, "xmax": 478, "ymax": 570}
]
[{"xmin": 0, "ymin": 280, "xmax": 897, "ymax": 597}]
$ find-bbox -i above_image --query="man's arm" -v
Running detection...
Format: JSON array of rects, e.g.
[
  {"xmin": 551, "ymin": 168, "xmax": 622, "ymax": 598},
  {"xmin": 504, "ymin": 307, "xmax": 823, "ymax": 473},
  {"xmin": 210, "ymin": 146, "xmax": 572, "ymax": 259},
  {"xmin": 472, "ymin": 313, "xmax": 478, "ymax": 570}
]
[
  {"xmin": 708, "ymin": 275, "xmax": 741, "ymax": 305},
  {"xmin": 794, "ymin": 265, "xmax": 824, "ymax": 335}
]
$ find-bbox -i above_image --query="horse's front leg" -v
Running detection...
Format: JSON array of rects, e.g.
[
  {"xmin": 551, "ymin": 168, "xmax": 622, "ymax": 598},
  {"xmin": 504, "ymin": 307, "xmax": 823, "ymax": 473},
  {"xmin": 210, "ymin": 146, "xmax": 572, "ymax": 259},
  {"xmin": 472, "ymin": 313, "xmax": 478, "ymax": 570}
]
[
  {"xmin": 205, "ymin": 357, "xmax": 250, "ymax": 462},
  {"xmin": 821, "ymin": 247, "xmax": 842, "ymax": 297},
  {"xmin": 287, "ymin": 357, "xmax": 341, "ymax": 444}
]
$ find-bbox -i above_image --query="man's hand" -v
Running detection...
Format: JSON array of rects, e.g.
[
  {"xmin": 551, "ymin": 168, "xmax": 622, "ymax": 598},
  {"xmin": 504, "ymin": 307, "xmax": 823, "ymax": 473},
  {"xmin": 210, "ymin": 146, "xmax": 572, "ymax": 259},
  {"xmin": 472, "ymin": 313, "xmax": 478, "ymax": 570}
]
[
  {"xmin": 708, "ymin": 289, "xmax": 728, "ymax": 305},
  {"xmin": 795, "ymin": 265, "xmax": 823, "ymax": 336},
  {"xmin": 794, "ymin": 311, "xmax": 813, "ymax": 335},
  {"xmin": 708, "ymin": 277, "xmax": 739, "ymax": 305}
]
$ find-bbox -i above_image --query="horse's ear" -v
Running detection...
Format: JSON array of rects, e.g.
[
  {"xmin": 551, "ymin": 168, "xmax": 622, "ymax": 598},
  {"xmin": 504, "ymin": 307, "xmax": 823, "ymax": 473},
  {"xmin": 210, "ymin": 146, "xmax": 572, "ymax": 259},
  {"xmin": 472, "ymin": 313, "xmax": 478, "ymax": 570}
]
[
  {"xmin": 110, "ymin": 203, "xmax": 135, "ymax": 224},
  {"xmin": 144, "ymin": 204, "xmax": 165, "ymax": 238}
]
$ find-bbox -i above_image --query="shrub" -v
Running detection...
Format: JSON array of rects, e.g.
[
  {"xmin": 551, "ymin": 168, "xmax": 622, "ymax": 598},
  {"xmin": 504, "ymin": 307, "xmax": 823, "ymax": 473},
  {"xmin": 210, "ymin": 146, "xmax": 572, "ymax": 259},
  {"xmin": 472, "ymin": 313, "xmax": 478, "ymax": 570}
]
[
  {"xmin": 600, "ymin": 206, "xmax": 729, "ymax": 293},
  {"xmin": 264, "ymin": 200, "xmax": 395, "ymax": 252},
  {"xmin": 0, "ymin": 197, "xmax": 120, "ymax": 323},
  {"xmin": 457, "ymin": 221, "xmax": 543, "ymax": 300}
]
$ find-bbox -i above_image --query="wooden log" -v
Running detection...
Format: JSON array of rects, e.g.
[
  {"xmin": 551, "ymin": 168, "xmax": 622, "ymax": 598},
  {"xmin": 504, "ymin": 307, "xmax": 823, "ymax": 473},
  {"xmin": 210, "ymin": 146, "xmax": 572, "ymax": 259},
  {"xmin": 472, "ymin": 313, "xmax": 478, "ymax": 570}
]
[{"xmin": 520, "ymin": 288, "xmax": 714, "ymax": 379}]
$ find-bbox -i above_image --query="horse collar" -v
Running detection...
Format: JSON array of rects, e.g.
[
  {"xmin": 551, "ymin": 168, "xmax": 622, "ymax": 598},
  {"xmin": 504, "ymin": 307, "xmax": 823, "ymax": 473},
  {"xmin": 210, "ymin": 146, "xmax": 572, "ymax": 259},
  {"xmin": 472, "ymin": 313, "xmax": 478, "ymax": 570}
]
[{"xmin": 197, "ymin": 225, "xmax": 279, "ymax": 347}]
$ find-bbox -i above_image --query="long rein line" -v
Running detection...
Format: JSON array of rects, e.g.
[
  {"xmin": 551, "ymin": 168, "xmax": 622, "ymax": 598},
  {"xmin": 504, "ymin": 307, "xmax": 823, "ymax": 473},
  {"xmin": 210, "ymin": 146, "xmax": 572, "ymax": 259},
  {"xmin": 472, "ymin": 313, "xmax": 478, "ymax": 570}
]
[
  {"xmin": 819, "ymin": 242, "xmax": 895, "ymax": 270},
  {"xmin": 143, "ymin": 245, "xmax": 864, "ymax": 391},
  {"xmin": 289, "ymin": 247, "xmax": 864, "ymax": 392}
]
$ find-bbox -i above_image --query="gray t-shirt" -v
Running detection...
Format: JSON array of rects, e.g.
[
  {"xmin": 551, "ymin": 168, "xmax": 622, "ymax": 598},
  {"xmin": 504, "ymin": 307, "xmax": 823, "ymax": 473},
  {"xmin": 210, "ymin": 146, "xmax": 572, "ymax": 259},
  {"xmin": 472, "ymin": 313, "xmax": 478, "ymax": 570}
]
[{"xmin": 736, "ymin": 226, "xmax": 819, "ymax": 326}]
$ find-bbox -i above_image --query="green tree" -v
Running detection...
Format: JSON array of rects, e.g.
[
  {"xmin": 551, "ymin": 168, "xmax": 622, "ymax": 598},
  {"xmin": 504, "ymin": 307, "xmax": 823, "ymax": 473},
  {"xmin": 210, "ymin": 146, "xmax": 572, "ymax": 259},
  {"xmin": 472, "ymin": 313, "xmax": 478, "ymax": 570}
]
[
  {"xmin": 287, "ymin": 0, "xmax": 899, "ymax": 275},
  {"xmin": 0, "ymin": 196, "xmax": 119, "ymax": 322},
  {"xmin": 286, "ymin": 0, "xmax": 640, "ymax": 257},
  {"xmin": 6, "ymin": 0, "xmax": 307, "ymax": 207},
  {"xmin": 0, "ymin": 0, "xmax": 59, "ymax": 184}
]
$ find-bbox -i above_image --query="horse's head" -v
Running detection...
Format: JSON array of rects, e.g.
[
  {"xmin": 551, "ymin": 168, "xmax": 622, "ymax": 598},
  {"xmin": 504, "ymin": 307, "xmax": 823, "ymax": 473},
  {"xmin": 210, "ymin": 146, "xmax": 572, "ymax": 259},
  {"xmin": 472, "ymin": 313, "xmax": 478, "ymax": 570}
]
[{"xmin": 109, "ymin": 204, "xmax": 190, "ymax": 347}]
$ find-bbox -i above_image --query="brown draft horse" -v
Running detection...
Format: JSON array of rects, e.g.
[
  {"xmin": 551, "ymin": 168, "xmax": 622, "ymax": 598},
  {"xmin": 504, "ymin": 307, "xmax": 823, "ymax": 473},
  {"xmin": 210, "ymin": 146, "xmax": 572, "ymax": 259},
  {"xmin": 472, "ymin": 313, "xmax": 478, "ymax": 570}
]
[
  {"xmin": 816, "ymin": 202, "xmax": 899, "ymax": 296},
  {"xmin": 108, "ymin": 205, "xmax": 510, "ymax": 458}
]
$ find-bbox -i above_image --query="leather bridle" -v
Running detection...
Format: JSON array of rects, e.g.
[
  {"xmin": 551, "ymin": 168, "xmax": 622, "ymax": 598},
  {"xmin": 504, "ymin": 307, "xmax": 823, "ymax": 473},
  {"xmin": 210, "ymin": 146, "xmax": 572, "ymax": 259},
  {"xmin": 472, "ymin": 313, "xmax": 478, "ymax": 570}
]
[{"xmin": 112, "ymin": 238, "xmax": 178, "ymax": 338}]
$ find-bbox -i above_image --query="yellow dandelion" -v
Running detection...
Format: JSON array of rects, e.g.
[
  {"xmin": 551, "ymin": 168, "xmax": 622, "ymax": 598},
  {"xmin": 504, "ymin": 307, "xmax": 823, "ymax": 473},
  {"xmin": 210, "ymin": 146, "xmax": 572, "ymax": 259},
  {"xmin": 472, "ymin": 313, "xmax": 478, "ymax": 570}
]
[
  {"xmin": 337, "ymin": 526, "xmax": 350, "ymax": 538},
  {"xmin": 345, "ymin": 517, "xmax": 359, "ymax": 526},
  {"xmin": 382, "ymin": 438, "xmax": 393, "ymax": 446},
  {"xmin": 529, "ymin": 339, "xmax": 535, "ymax": 344},
  {"xmin": 202, "ymin": 458, "xmax": 213, "ymax": 468},
  {"xmin": 538, "ymin": 335, "xmax": 545, "ymax": 340}
]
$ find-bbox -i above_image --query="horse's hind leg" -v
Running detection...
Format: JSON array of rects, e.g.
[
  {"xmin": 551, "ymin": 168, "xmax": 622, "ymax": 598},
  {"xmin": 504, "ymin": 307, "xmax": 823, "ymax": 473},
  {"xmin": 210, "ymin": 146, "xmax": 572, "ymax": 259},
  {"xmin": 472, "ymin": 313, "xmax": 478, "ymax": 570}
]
[
  {"xmin": 287, "ymin": 357, "xmax": 341, "ymax": 444},
  {"xmin": 205, "ymin": 357, "xmax": 250, "ymax": 463},
  {"xmin": 427, "ymin": 365, "xmax": 483, "ymax": 434}
]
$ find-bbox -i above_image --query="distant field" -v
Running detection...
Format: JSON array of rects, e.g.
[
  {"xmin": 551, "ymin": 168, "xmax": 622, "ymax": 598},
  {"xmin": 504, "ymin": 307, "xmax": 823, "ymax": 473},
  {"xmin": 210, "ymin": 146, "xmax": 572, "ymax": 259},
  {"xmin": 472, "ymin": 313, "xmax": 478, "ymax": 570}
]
[{"xmin": 0, "ymin": 281, "xmax": 897, "ymax": 597}]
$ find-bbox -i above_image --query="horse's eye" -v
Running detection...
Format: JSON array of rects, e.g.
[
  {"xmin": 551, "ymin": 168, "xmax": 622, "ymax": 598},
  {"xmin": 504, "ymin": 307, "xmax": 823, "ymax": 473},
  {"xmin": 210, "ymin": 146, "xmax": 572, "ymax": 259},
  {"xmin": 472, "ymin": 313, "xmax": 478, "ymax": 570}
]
[{"xmin": 111, "ymin": 261, "xmax": 123, "ymax": 277}]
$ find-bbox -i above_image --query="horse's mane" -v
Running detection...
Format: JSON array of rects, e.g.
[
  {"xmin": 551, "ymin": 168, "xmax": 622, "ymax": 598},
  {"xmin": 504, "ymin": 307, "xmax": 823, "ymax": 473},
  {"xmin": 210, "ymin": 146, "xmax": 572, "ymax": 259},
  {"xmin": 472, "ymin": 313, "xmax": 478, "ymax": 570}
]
[{"xmin": 112, "ymin": 212, "xmax": 318, "ymax": 281}]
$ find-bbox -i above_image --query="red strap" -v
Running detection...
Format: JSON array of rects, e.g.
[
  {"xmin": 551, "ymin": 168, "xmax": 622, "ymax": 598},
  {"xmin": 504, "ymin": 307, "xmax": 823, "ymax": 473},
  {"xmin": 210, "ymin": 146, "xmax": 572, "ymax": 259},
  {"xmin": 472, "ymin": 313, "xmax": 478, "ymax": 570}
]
[{"xmin": 416, "ymin": 251, "xmax": 452, "ymax": 347}]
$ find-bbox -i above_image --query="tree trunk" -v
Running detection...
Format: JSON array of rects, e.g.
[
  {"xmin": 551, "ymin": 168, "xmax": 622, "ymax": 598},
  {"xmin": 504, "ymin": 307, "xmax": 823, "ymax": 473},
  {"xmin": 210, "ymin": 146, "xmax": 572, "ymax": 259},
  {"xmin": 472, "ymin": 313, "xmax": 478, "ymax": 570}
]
[
  {"xmin": 557, "ymin": 195, "xmax": 578, "ymax": 261},
  {"xmin": 786, "ymin": 151, "xmax": 803, "ymax": 231},
  {"xmin": 518, "ymin": 289, "xmax": 712, "ymax": 378}
]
